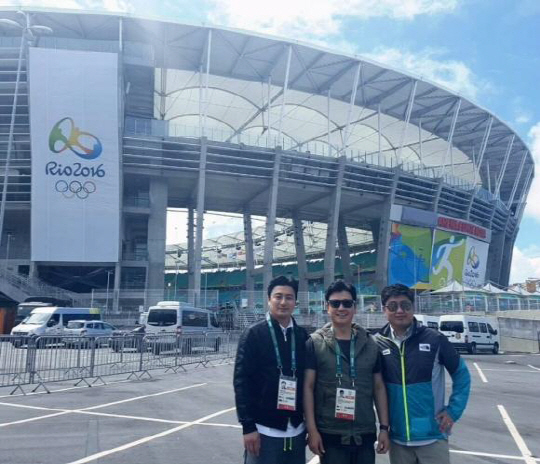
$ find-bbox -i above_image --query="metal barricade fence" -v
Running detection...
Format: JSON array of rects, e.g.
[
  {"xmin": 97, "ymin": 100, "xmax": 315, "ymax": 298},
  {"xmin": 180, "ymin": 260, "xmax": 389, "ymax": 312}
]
[{"xmin": 0, "ymin": 332, "xmax": 240, "ymax": 394}]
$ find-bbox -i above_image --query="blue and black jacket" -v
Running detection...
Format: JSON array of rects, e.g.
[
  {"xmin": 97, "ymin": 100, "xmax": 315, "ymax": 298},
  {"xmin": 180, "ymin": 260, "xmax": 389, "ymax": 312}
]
[{"xmin": 374, "ymin": 320, "xmax": 471, "ymax": 443}]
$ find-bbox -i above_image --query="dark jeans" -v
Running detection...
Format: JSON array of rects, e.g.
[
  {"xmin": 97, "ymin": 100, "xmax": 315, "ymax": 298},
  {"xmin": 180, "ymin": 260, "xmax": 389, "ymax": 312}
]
[
  {"xmin": 244, "ymin": 432, "xmax": 306, "ymax": 464},
  {"xmin": 320, "ymin": 433, "xmax": 376, "ymax": 464}
]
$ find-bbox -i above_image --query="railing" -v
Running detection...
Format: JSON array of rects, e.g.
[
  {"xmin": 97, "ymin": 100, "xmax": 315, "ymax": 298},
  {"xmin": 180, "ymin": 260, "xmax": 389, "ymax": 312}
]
[
  {"xmin": 124, "ymin": 117, "xmax": 479, "ymax": 192},
  {"xmin": 0, "ymin": 332, "xmax": 239, "ymax": 394},
  {"xmin": 0, "ymin": 267, "xmax": 83, "ymax": 304}
]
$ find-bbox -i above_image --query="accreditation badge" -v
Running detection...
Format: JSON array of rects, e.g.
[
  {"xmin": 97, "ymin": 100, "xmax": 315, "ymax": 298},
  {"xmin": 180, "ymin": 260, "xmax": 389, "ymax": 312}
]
[
  {"xmin": 335, "ymin": 387, "xmax": 356, "ymax": 420},
  {"xmin": 277, "ymin": 376, "xmax": 297, "ymax": 411}
]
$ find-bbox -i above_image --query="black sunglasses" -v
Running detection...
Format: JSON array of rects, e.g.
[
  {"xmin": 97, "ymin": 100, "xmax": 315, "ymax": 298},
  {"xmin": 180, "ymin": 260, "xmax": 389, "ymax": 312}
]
[
  {"xmin": 328, "ymin": 299, "xmax": 355, "ymax": 309},
  {"xmin": 384, "ymin": 301, "xmax": 413, "ymax": 312}
]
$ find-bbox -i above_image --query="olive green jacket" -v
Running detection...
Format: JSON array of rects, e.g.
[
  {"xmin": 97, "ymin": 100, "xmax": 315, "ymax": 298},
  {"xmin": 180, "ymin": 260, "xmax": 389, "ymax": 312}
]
[{"xmin": 310, "ymin": 322, "xmax": 379, "ymax": 444}]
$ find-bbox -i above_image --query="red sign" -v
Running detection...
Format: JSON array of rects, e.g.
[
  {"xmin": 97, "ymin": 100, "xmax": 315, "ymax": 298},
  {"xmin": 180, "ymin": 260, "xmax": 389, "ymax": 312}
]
[{"xmin": 437, "ymin": 216, "xmax": 487, "ymax": 240}]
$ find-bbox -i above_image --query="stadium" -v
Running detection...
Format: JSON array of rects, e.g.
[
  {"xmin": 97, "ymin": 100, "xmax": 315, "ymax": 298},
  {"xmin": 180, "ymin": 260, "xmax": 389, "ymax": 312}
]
[{"xmin": 0, "ymin": 7, "xmax": 535, "ymax": 319}]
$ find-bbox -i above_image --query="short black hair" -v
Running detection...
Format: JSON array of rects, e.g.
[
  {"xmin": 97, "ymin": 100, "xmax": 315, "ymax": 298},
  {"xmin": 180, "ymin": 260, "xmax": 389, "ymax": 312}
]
[
  {"xmin": 267, "ymin": 275, "xmax": 299, "ymax": 299},
  {"xmin": 381, "ymin": 284, "xmax": 414, "ymax": 306},
  {"xmin": 325, "ymin": 280, "xmax": 357, "ymax": 302}
]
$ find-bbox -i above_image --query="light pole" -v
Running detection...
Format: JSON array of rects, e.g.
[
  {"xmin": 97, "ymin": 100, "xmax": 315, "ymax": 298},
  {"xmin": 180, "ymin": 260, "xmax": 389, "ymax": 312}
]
[
  {"xmin": 5, "ymin": 232, "xmax": 13, "ymax": 269},
  {"xmin": 105, "ymin": 270, "xmax": 113, "ymax": 312},
  {"xmin": 0, "ymin": 13, "xmax": 52, "ymax": 255}
]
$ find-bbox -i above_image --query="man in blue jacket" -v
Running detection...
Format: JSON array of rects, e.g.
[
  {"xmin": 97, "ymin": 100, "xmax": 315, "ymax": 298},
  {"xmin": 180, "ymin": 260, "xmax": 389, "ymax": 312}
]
[{"xmin": 374, "ymin": 284, "xmax": 471, "ymax": 464}]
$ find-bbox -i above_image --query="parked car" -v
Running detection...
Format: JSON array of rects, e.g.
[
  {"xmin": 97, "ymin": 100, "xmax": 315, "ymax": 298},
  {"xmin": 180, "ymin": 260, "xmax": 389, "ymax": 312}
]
[
  {"xmin": 11, "ymin": 307, "xmax": 101, "ymax": 347},
  {"xmin": 64, "ymin": 320, "xmax": 118, "ymax": 348},
  {"xmin": 108, "ymin": 325, "xmax": 147, "ymax": 352}
]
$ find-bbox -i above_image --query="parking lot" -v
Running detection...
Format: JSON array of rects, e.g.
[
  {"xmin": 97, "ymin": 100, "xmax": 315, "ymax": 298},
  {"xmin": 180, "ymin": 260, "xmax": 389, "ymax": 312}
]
[{"xmin": 0, "ymin": 353, "xmax": 539, "ymax": 464}]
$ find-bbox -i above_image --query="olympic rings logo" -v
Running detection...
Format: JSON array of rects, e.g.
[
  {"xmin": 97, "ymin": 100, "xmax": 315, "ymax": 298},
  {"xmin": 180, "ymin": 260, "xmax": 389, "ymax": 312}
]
[
  {"xmin": 49, "ymin": 117, "xmax": 103, "ymax": 160},
  {"xmin": 55, "ymin": 180, "xmax": 96, "ymax": 200}
]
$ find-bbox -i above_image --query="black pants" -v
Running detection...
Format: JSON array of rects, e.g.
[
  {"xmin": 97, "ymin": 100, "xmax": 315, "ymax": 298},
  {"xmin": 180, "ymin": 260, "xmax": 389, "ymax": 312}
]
[
  {"xmin": 244, "ymin": 432, "xmax": 306, "ymax": 464},
  {"xmin": 319, "ymin": 433, "xmax": 376, "ymax": 464}
]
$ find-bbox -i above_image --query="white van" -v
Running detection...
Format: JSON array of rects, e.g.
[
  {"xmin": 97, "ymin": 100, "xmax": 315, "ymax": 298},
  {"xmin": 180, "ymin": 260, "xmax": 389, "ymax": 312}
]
[
  {"xmin": 145, "ymin": 301, "xmax": 220, "ymax": 335},
  {"xmin": 145, "ymin": 301, "xmax": 222, "ymax": 354},
  {"xmin": 11, "ymin": 307, "xmax": 102, "ymax": 338},
  {"xmin": 439, "ymin": 315, "xmax": 500, "ymax": 354},
  {"xmin": 415, "ymin": 315, "xmax": 440, "ymax": 331}
]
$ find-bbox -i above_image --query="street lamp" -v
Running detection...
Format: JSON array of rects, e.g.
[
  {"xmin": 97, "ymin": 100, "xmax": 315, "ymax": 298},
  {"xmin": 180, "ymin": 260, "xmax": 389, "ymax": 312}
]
[
  {"xmin": 105, "ymin": 270, "xmax": 113, "ymax": 311},
  {"xmin": 5, "ymin": 232, "xmax": 13, "ymax": 269},
  {"xmin": 0, "ymin": 13, "xmax": 53, "ymax": 257}
]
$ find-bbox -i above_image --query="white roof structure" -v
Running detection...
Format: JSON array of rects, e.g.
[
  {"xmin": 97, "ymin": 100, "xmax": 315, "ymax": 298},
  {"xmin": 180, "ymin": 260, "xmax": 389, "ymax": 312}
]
[{"xmin": 0, "ymin": 7, "xmax": 532, "ymax": 202}]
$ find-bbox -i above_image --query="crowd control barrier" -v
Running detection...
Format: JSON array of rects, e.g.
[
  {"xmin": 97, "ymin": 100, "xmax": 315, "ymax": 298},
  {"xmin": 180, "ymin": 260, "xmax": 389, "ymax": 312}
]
[{"xmin": 0, "ymin": 332, "xmax": 240, "ymax": 395}]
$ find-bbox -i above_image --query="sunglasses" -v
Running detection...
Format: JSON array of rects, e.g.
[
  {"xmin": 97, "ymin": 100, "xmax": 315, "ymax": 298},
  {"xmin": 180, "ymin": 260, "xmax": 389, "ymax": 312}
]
[
  {"xmin": 328, "ymin": 299, "xmax": 355, "ymax": 309},
  {"xmin": 384, "ymin": 301, "xmax": 413, "ymax": 312}
]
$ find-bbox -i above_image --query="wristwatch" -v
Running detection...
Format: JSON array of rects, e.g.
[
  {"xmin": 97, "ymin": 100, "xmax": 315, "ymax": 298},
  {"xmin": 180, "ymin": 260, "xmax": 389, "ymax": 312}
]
[{"xmin": 379, "ymin": 424, "xmax": 390, "ymax": 432}]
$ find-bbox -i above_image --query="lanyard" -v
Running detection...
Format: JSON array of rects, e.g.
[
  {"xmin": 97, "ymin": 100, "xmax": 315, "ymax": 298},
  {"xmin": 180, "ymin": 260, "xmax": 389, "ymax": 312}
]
[
  {"xmin": 266, "ymin": 313, "xmax": 296, "ymax": 378},
  {"xmin": 333, "ymin": 329, "xmax": 356, "ymax": 386}
]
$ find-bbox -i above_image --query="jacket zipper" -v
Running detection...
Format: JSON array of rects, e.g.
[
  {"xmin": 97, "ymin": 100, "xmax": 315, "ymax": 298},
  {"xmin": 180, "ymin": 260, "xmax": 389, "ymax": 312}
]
[{"xmin": 400, "ymin": 341, "xmax": 411, "ymax": 441}]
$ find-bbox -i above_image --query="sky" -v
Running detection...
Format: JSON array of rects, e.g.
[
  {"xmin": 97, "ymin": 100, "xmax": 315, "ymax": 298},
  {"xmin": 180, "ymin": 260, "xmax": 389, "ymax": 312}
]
[{"xmin": 6, "ymin": 0, "xmax": 540, "ymax": 283}]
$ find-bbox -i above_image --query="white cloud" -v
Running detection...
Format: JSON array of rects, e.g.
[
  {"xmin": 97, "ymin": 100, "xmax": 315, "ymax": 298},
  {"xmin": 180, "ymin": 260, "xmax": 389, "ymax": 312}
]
[
  {"xmin": 208, "ymin": 0, "xmax": 458, "ymax": 40},
  {"xmin": 363, "ymin": 47, "xmax": 488, "ymax": 100},
  {"xmin": 522, "ymin": 121, "xmax": 540, "ymax": 221},
  {"xmin": 510, "ymin": 245, "xmax": 540, "ymax": 283}
]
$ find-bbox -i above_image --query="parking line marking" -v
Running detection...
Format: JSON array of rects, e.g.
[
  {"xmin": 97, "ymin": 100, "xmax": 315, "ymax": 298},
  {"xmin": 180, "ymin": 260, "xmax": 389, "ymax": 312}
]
[
  {"xmin": 75, "ymin": 410, "xmax": 187, "ymax": 424},
  {"xmin": 0, "ymin": 411, "xmax": 70, "ymax": 427},
  {"xmin": 0, "ymin": 379, "xmax": 131, "ymax": 399},
  {"xmin": 64, "ymin": 406, "xmax": 236, "ymax": 464},
  {"xmin": 498, "ymin": 405, "xmax": 536, "ymax": 464},
  {"xmin": 473, "ymin": 362, "xmax": 488, "ymax": 383},
  {"xmin": 307, "ymin": 457, "xmax": 319, "ymax": 464},
  {"xmin": 451, "ymin": 449, "xmax": 537, "ymax": 461},
  {"xmin": 527, "ymin": 364, "xmax": 540, "ymax": 371},
  {"xmin": 481, "ymin": 369, "xmax": 540, "ymax": 372},
  {"xmin": 81, "ymin": 383, "xmax": 207, "ymax": 411},
  {"xmin": 0, "ymin": 401, "xmax": 64, "ymax": 412}
]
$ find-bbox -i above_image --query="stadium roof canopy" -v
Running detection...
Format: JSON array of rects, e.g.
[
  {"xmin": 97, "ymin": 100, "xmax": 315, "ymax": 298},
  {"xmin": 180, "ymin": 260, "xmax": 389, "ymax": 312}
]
[
  {"xmin": 0, "ymin": 6, "xmax": 533, "ymax": 203},
  {"xmin": 0, "ymin": 7, "xmax": 534, "ymax": 270}
]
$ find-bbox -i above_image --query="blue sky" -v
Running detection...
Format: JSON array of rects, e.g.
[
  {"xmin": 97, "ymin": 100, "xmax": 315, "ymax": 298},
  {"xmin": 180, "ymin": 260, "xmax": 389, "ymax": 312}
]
[{"xmin": 8, "ymin": 0, "xmax": 540, "ymax": 282}]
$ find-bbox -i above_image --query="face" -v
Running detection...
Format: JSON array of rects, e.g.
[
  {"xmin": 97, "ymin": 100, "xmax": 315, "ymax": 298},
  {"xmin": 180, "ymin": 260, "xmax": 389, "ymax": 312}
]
[
  {"xmin": 383, "ymin": 295, "xmax": 414, "ymax": 332},
  {"xmin": 268, "ymin": 285, "xmax": 296, "ymax": 322},
  {"xmin": 327, "ymin": 290, "xmax": 356, "ymax": 326}
]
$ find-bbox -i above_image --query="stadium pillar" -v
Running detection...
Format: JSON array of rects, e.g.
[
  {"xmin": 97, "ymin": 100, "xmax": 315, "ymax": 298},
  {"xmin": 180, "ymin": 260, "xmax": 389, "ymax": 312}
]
[
  {"xmin": 146, "ymin": 177, "xmax": 168, "ymax": 304},
  {"xmin": 263, "ymin": 149, "xmax": 282, "ymax": 295},
  {"xmin": 293, "ymin": 213, "xmax": 308, "ymax": 312},
  {"xmin": 499, "ymin": 232, "xmax": 515, "ymax": 287},
  {"xmin": 193, "ymin": 137, "xmax": 208, "ymax": 306},
  {"xmin": 486, "ymin": 229, "xmax": 505, "ymax": 285},
  {"xmin": 243, "ymin": 208, "xmax": 255, "ymax": 310},
  {"xmin": 323, "ymin": 156, "xmax": 346, "ymax": 290},
  {"xmin": 374, "ymin": 171, "xmax": 399, "ymax": 292},
  {"xmin": 338, "ymin": 216, "xmax": 352, "ymax": 284},
  {"xmin": 187, "ymin": 207, "xmax": 195, "ymax": 294}
]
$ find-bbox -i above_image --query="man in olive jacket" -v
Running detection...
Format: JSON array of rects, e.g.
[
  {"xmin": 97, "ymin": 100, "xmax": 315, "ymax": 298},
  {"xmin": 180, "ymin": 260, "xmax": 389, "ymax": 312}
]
[
  {"xmin": 234, "ymin": 276, "xmax": 309, "ymax": 464},
  {"xmin": 304, "ymin": 280, "xmax": 390, "ymax": 464}
]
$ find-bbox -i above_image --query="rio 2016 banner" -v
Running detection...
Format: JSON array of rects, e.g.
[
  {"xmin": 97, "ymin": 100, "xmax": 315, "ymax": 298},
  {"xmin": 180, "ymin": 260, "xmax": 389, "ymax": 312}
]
[
  {"xmin": 430, "ymin": 230, "xmax": 489, "ymax": 290},
  {"xmin": 388, "ymin": 223, "xmax": 432, "ymax": 289},
  {"xmin": 430, "ymin": 230, "xmax": 467, "ymax": 290},
  {"xmin": 29, "ymin": 48, "xmax": 120, "ymax": 262},
  {"xmin": 462, "ymin": 237, "xmax": 489, "ymax": 288}
]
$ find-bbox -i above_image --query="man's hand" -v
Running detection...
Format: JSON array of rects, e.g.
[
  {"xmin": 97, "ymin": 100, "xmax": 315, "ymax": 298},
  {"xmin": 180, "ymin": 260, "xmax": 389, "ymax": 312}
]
[
  {"xmin": 307, "ymin": 429, "xmax": 325, "ymax": 456},
  {"xmin": 436, "ymin": 410, "xmax": 454, "ymax": 434},
  {"xmin": 243, "ymin": 431, "xmax": 261, "ymax": 456},
  {"xmin": 376, "ymin": 430, "xmax": 390, "ymax": 454}
]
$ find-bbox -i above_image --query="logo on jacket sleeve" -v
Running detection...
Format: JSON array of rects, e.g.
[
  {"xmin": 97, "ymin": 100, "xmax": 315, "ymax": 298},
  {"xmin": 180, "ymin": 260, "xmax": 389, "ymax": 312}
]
[
  {"xmin": 382, "ymin": 348, "xmax": 391, "ymax": 355},
  {"xmin": 419, "ymin": 343, "xmax": 431, "ymax": 352}
]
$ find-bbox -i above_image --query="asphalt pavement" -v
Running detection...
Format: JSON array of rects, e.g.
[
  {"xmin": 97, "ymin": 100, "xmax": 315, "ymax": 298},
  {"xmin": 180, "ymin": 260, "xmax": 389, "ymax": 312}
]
[{"xmin": 0, "ymin": 353, "xmax": 539, "ymax": 464}]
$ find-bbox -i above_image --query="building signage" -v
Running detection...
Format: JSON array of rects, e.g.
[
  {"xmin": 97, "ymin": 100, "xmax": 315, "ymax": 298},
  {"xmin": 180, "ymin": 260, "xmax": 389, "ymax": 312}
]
[
  {"xmin": 29, "ymin": 48, "xmax": 120, "ymax": 262},
  {"xmin": 437, "ymin": 216, "xmax": 489, "ymax": 242}
]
